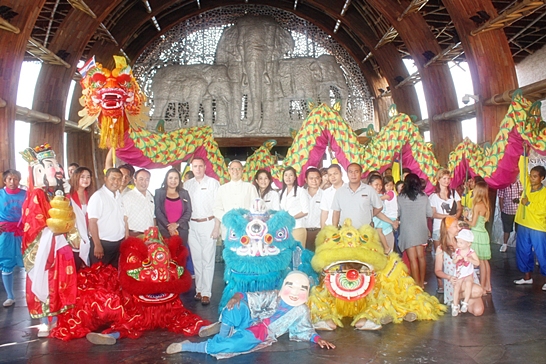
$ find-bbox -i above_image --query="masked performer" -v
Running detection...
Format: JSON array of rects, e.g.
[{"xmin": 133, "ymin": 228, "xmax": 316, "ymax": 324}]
[
  {"xmin": 20, "ymin": 144, "xmax": 77, "ymax": 338},
  {"xmin": 166, "ymin": 271, "xmax": 335, "ymax": 359}
]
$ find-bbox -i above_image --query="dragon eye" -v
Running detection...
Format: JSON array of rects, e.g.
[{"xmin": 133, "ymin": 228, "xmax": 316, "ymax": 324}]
[
  {"xmin": 274, "ymin": 227, "xmax": 289, "ymax": 241},
  {"xmin": 117, "ymin": 73, "xmax": 131, "ymax": 88},
  {"xmin": 91, "ymin": 72, "xmax": 106, "ymax": 84}
]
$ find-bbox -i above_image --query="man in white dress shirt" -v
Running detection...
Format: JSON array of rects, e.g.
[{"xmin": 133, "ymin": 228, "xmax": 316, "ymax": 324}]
[
  {"xmin": 88, "ymin": 168, "xmax": 126, "ymax": 268},
  {"xmin": 320, "ymin": 164, "xmax": 344, "ymax": 228},
  {"xmin": 213, "ymin": 160, "xmax": 258, "ymax": 223},
  {"xmin": 185, "ymin": 157, "xmax": 220, "ymax": 306},
  {"xmin": 123, "ymin": 169, "xmax": 155, "ymax": 236},
  {"xmin": 303, "ymin": 167, "xmax": 323, "ymax": 251}
]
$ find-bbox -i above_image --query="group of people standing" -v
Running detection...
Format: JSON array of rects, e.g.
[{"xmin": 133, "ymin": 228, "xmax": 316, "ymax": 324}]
[{"xmin": 2, "ymin": 154, "xmax": 546, "ymax": 333}]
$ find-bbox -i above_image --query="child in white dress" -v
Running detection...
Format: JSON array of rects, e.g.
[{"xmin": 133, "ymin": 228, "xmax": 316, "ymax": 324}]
[{"xmin": 452, "ymin": 229, "xmax": 480, "ymax": 316}]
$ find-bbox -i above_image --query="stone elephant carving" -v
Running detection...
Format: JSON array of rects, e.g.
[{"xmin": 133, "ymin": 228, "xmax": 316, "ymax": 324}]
[
  {"xmin": 277, "ymin": 54, "xmax": 348, "ymax": 119},
  {"xmin": 151, "ymin": 64, "xmax": 232, "ymax": 128},
  {"xmin": 216, "ymin": 15, "xmax": 294, "ymax": 132}
]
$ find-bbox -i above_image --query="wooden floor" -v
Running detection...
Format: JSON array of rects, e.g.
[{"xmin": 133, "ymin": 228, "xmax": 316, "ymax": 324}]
[{"xmin": 1, "ymin": 244, "xmax": 546, "ymax": 364}]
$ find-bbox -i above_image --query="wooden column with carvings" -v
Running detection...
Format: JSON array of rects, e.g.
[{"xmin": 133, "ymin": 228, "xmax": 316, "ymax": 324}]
[
  {"xmin": 367, "ymin": 0, "xmax": 462, "ymax": 166},
  {"xmin": 443, "ymin": 0, "xmax": 518, "ymax": 144},
  {"xmin": 30, "ymin": 0, "xmax": 121, "ymax": 164},
  {"xmin": 0, "ymin": 0, "xmax": 46, "ymax": 171}
]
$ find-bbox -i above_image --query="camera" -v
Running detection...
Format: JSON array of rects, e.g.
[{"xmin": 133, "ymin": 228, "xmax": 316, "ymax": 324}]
[{"xmin": 462, "ymin": 94, "xmax": 479, "ymax": 105}]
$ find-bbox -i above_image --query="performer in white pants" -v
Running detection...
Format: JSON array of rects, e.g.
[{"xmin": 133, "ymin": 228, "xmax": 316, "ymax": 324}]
[{"xmin": 185, "ymin": 157, "xmax": 220, "ymax": 306}]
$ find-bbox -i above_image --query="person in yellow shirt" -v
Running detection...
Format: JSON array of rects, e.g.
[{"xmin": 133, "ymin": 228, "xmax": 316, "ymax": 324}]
[{"xmin": 513, "ymin": 166, "xmax": 546, "ymax": 289}]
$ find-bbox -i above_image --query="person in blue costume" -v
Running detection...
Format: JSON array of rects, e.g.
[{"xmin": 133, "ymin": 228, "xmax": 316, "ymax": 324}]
[
  {"xmin": 166, "ymin": 271, "xmax": 335, "ymax": 358},
  {"xmin": 0, "ymin": 169, "xmax": 26, "ymax": 307}
]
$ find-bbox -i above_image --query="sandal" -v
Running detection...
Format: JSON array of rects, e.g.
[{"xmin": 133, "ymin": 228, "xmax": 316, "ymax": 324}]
[
  {"xmin": 451, "ymin": 304, "xmax": 459, "ymax": 317},
  {"xmin": 460, "ymin": 301, "xmax": 469, "ymax": 313}
]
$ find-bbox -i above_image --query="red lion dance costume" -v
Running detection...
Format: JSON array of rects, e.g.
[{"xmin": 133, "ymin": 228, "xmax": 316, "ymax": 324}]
[{"xmin": 51, "ymin": 228, "xmax": 208, "ymax": 342}]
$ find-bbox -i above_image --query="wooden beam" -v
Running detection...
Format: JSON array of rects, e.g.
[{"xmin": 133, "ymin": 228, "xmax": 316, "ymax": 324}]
[
  {"xmin": 0, "ymin": 0, "xmax": 46, "ymax": 171},
  {"xmin": 215, "ymin": 137, "xmax": 294, "ymax": 148},
  {"xmin": 26, "ymin": 37, "xmax": 71, "ymax": 68},
  {"xmin": 30, "ymin": 0, "xmax": 123, "ymax": 164},
  {"xmin": 367, "ymin": 0, "xmax": 461, "ymax": 166},
  {"xmin": 443, "ymin": 0, "xmax": 518, "ymax": 145},
  {"xmin": 470, "ymin": 0, "xmax": 545, "ymax": 36},
  {"xmin": 0, "ymin": 16, "xmax": 20, "ymax": 33}
]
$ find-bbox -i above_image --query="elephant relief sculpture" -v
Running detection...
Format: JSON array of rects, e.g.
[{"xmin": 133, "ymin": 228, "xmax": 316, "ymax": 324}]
[
  {"xmin": 277, "ymin": 54, "xmax": 348, "ymax": 122},
  {"xmin": 151, "ymin": 64, "xmax": 232, "ymax": 128},
  {"xmin": 216, "ymin": 15, "xmax": 294, "ymax": 133},
  {"xmin": 150, "ymin": 15, "xmax": 350, "ymax": 136}
]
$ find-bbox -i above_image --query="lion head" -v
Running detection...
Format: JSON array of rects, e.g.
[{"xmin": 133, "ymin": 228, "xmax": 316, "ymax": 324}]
[
  {"xmin": 311, "ymin": 219, "xmax": 387, "ymax": 301},
  {"xmin": 119, "ymin": 228, "xmax": 191, "ymax": 304}
]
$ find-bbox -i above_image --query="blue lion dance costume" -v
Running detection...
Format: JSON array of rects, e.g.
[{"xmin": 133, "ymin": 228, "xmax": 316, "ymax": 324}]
[{"xmin": 219, "ymin": 199, "xmax": 315, "ymax": 311}]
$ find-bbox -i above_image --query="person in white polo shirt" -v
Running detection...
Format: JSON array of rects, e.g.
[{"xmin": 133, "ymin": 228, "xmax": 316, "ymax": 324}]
[
  {"xmin": 320, "ymin": 164, "xmax": 344, "ymax": 228},
  {"xmin": 331, "ymin": 163, "xmax": 383, "ymax": 229},
  {"xmin": 123, "ymin": 169, "xmax": 155, "ymax": 236},
  {"xmin": 88, "ymin": 168, "xmax": 126, "ymax": 268},
  {"xmin": 303, "ymin": 167, "xmax": 322, "ymax": 251}
]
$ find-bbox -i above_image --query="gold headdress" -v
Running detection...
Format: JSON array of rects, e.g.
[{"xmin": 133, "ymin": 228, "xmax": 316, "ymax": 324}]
[{"xmin": 20, "ymin": 144, "xmax": 57, "ymax": 166}]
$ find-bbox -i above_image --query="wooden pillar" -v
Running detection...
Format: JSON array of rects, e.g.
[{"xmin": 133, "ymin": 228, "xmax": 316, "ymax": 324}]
[
  {"xmin": 367, "ymin": 0, "xmax": 462, "ymax": 166},
  {"xmin": 30, "ymin": 0, "xmax": 121, "ymax": 163},
  {"xmin": 0, "ymin": 0, "xmax": 46, "ymax": 170},
  {"xmin": 295, "ymin": 0, "xmax": 423, "ymax": 123},
  {"xmin": 443, "ymin": 0, "xmax": 518, "ymax": 144},
  {"xmin": 66, "ymin": 83, "xmax": 93, "ymax": 168}
]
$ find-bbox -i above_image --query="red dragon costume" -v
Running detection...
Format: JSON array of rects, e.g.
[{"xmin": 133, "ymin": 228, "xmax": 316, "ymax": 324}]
[{"xmin": 51, "ymin": 228, "xmax": 208, "ymax": 342}]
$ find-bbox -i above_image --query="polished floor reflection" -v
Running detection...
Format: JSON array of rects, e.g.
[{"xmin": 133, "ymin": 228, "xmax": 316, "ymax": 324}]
[{"xmin": 1, "ymin": 245, "xmax": 545, "ymax": 364}]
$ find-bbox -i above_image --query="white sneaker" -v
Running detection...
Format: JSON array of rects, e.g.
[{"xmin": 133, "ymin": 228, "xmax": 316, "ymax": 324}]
[
  {"xmin": 452, "ymin": 305, "xmax": 460, "ymax": 317},
  {"xmin": 355, "ymin": 319, "xmax": 382, "ymax": 331},
  {"xmin": 166, "ymin": 340, "xmax": 190, "ymax": 354},
  {"xmin": 542, "ymin": 283, "xmax": 546, "ymax": 291},
  {"xmin": 460, "ymin": 301, "xmax": 469, "ymax": 313},
  {"xmin": 499, "ymin": 244, "xmax": 508, "ymax": 252},
  {"xmin": 86, "ymin": 333, "xmax": 116, "ymax": 345},
  {"xmin": 37, "ymin": 324, "xmax": 50, "ymax": 338},
  {"xmin": 3, "ymin": 299, "xmax": 15, "ymax": 307},
  {"xmin": 313, "ymin": 320, "xmax": 336, "ymax": 331},
  {"xmin": 514, "ymin": 278, "xmax": 533, "ymax": 285}
]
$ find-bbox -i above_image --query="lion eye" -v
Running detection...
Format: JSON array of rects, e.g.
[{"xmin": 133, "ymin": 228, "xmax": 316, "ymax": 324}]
[
  {"xmin": 228, "ymin": 229, "xmax": 238, "ymax": 241},
  {"xmin": 274, "ymin": 227, "xmax": 289, "ymax": 241}
]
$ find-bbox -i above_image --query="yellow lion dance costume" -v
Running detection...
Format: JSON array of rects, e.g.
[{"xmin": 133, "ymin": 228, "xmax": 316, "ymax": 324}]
[{"xmin": 308, "ymin": 220, "xmax": 446, "ymax": 331}]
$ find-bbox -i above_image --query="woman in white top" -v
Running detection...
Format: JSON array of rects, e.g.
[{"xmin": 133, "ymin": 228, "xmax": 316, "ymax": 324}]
[
  {"xmin": 279, "ymin": 167, "xmax": 309, "ymax": 247},
  {"xmin": 253, "ymin": 169, "xmax": 280, "ymax": 210},
  {"xmin": 68, "ymin": 166, "xmax": 94, "ymax": 270},
  {"xmin": 429, "ymin": 168, "xmax": 462, "ymax": 292}
]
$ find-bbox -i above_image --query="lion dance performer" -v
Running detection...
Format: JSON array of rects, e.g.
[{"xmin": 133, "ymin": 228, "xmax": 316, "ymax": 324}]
[
  {"xmin": 50, "ymin": 227, "xmax": 208, "ymax": 345},
  {"xmin": 308, "ymin": 219, "xmax": 445, "ymax": 331},
  {"xmin": 20, "ymin": 144, "xmax": 78, "ymax": 338},
  {"xmin": 167, "ymin": 271, "xmax": 335, "ymax": 359}
]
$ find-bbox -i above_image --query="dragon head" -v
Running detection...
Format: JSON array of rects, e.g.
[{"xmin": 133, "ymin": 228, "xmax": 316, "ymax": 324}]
[
  {"xmin": 119, "ymin": 227, "xmax": 191, "ymax": 304},
  {"xmin": 78, "ymin": 56, "xmax": 148, "ymax": 148},
  {"xmin": 312, "ymin": 219, "xmax": 387, "ymax": 301}
]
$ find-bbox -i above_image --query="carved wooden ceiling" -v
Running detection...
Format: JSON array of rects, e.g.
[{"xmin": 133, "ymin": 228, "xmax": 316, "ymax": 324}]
[{"xmin": 23, "ymin": 0, "xmax": 546, "ymax": 73}]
